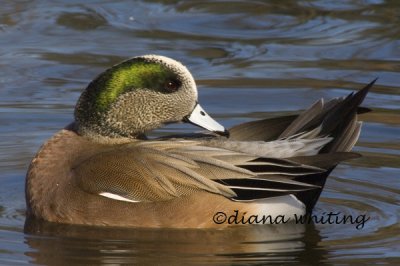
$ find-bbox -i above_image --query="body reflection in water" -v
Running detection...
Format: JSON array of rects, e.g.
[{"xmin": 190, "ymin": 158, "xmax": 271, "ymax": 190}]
[{"xmin": 24, "ymin": 217, "xmax": 326, "ymax": 265}]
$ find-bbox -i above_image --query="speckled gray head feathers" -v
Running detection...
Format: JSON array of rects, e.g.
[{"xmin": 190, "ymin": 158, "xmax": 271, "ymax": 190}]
[{"xmin": 74, "ymin": 55, "xmax": 198, "ymax": 139}]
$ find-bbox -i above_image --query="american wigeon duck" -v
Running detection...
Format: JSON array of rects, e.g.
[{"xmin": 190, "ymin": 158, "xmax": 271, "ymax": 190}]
[{"xmin": 26, "ymin": 55, "xmax": 375, "ymax": 228}]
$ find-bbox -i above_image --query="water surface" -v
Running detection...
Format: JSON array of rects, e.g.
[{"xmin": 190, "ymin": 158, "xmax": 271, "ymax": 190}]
[{"xmin": 0, "ymin": 0, "xmax": 399, "ymax": 265}]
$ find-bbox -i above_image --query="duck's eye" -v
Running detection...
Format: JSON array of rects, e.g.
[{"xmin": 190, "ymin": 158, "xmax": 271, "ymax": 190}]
[{"xmin": 164, "ymin": 79, "xmax": 181, "ymax": 93}]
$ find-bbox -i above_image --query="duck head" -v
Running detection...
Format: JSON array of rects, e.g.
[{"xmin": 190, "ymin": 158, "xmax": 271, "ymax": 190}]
[{"xmin": 74, "ymin": 55, "xmax": 228, "ymax": 140}]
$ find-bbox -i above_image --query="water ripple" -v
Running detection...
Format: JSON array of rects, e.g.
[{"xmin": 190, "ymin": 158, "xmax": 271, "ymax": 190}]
[{"xmin": 0, "ymin": 0, "xmax": 399, "ymax": 264}]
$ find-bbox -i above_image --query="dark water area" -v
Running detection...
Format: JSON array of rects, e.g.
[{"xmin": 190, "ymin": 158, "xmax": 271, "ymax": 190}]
[{"xmin": 0, "ymin": 0, "xmax": 399, "ymax": 265}]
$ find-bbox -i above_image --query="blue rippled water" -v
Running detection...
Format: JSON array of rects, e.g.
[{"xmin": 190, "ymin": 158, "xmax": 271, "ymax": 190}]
[{"xmin": 0, "ymin": 0, "xmax": 399, "ymax": 264}]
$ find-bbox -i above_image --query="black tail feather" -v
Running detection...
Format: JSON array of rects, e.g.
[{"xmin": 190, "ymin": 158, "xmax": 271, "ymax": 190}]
[{"xmin": 224, "ymin": 80, "xmax": 375, "ymax": 210}]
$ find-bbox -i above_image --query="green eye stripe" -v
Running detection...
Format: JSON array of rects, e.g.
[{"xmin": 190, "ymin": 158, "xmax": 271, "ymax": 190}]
[{"xmin": 89, "ymin": 60, "xmax": 174, "ymax": 111}]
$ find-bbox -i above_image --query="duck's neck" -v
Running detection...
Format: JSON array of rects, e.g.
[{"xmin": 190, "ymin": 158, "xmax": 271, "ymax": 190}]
[{"xmin": 68, "ymin": 122, "xmax": 146, "ymax": 144}]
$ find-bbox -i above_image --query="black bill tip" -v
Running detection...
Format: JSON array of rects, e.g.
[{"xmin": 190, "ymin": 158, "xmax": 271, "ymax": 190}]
[{"xmin": 216, "ymin": 129, "xmax": 230, "ymax": 138}]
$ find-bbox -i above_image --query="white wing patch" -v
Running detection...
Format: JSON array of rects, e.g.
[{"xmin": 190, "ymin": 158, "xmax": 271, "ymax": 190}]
[{"xmin": 99, "ymin": 192, "xmax": 140, "ymax": 203}]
